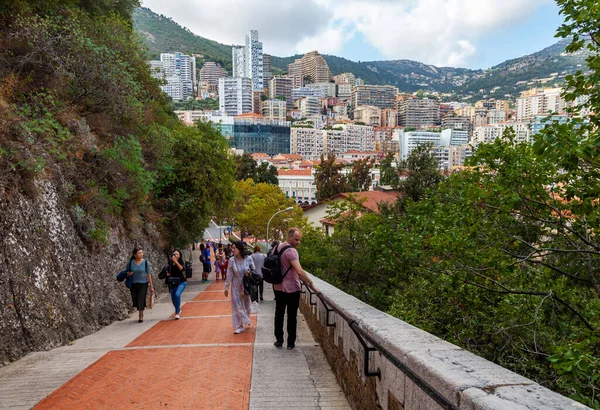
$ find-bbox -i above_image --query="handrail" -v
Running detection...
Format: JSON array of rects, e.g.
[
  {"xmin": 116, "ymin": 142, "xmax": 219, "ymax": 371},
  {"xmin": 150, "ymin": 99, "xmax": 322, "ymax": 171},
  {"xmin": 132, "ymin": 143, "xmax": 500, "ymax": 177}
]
[{"xmin": 301, "ymin": 281, "xmax": 460, "ymax": 410}]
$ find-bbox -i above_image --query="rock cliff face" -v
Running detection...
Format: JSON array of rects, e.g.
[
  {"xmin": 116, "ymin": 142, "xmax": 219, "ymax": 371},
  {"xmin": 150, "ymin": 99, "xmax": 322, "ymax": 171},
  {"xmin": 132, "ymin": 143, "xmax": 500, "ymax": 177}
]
[{"xmin": 0, "ymin": 175, "xmax": 166, "ymax": 364}]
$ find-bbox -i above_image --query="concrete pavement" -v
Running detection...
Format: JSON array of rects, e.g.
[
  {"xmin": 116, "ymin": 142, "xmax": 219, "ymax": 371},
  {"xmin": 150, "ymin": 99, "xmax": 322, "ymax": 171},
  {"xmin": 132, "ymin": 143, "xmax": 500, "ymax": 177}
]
[{"xmin": 0, "ymin": 250, "xmax": 349, "ymax": 409}]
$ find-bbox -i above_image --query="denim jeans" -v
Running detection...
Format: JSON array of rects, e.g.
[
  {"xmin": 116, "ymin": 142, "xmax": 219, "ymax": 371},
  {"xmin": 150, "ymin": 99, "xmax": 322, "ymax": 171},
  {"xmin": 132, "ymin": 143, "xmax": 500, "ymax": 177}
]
[{"xmin": 169, "ymin": 281, "xmax": 187, "ymax": 313}]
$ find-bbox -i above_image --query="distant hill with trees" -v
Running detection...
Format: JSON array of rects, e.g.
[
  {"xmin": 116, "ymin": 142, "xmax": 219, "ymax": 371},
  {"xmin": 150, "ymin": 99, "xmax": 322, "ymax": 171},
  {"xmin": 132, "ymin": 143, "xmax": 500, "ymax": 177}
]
[{"xmin": 133, "ymin": 7, "xmax": 589, "ymax": 100}]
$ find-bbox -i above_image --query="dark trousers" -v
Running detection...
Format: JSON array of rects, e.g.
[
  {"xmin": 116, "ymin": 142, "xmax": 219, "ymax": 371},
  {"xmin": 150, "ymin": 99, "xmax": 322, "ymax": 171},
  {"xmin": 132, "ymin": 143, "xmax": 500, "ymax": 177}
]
[
  {"xmin": 274, "ymin": 291, "xmax": 301, "ymax": 346},
  {"xmin": 130, "ymin": 282, "xmax": 148, "ymax": 311},
  {"xmin": 258, "ymin": 279, "xmax": 264, "ymax": 299}
]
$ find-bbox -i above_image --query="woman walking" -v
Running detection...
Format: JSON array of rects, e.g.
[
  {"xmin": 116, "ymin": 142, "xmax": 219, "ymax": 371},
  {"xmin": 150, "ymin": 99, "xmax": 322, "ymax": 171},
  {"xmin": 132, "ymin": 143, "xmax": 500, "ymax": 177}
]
[
  {"xmin": 224, "ymin": 241, "xmax": 254, "ymax": 334},
  {"xmin": 166, "ymin": 249, "xmax": 187, "ymax": 319},
  {"xmin": 126, "ymin": 247, "xmax": 153, "ymax": 323},
  {"xmin": 250, "ymin": 245, "xmax": 266, "ymax": 302}
]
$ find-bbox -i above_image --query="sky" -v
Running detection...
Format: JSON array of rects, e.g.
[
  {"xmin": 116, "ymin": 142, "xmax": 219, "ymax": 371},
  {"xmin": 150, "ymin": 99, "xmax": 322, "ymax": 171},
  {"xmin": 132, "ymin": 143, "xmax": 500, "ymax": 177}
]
[{"xmin": 140, "ymin": 0, "xmax": 565, "ymax": 69}]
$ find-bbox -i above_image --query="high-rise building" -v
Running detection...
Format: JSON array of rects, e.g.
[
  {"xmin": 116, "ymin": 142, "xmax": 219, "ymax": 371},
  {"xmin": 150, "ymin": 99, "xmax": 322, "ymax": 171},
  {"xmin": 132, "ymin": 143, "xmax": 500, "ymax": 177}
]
[
  {"xmin": 150, "ymin": 52, "xmax": 196, "ymax": 101},
  {"xmin": 472, "ymin": 122, "xmax": 531, "ymax": 146},
  {"xmin": 219, "ymin": 77, "xmax": 253, "ymax": 116},
  {"xmin": 231, "ymin": 115, "xmax": 291, "ymax": 155},
  {"xmin": 306, "ymin": 82, "xmax": 336, "ymax": 98},
  {"xmin": 269, "ymin": 77, "xmax": 293, "ymax": 106},
  {"xmin": 398, "ymin": 98, "xmax": 440, "ymax": 128},
  {"xmin": 261, "ymin": 99, "xmax": 287, "ymax": 121},
  {"xmin": 516, "ymin": 88, "xmax": 565, "ymax": 121},
  {"xmin": 232, "ymin": 30, "xmax": 263, "ymax": 91},
  {"xmin": 263, "ymin": 53, "xmax": 272, "ymax": 87},
  {"xmin": 297, "ymin": 97, "xmax": 321, "ymax": 118},
  {"xmin": 351, "ymin": 85, "xmax": 398, "ymax": 112},
  {"xmin": 199, "ymin": 62, "xmax": 228, "ymax": 94},
  {"xmin": 288, "ymin": 51, "xmax": 332, "ymax": 84},
  {"xmin": 292, "ymin": 86, "xmax": 323, "ymax": 102},
  {"xmin": 337, "ymin": 84, "xmax": 352, "ymax": 100},
  {"xmin": 291, "ymin": 127, "xmax": 325, "ymax": 160},
  {"xmin": 324, "ymin": 124, "xmax": 374, "ymax": 155}
]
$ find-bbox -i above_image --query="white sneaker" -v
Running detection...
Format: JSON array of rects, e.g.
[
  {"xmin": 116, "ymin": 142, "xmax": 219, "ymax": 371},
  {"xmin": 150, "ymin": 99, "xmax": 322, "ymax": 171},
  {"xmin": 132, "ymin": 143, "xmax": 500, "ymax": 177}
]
[
  {"xmin": 175, "ymin": 314, "xmax": 180, "ymax": 319},
  {"xmin": 234, "ymin": 327, "xmax": 244, "ymax": 334}
]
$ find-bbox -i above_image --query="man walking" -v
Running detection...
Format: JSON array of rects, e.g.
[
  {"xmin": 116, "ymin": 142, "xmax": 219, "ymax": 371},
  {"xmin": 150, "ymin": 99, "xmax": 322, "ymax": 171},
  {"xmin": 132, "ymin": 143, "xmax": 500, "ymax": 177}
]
[{"xmin": 273, "ymin": 228, "xmax": 317, "ymax": 350}]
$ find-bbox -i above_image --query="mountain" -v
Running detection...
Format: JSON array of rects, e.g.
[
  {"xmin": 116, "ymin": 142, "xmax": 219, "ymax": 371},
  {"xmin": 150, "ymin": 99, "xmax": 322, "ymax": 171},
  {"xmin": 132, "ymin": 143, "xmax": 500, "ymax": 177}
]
[
  {"xmin": 133, "ymin": 7, "xmax": 233, "ymax": 71},
  {"xmin": 133, "ymin": 7, "xmax": 589, "ymax": 99}
]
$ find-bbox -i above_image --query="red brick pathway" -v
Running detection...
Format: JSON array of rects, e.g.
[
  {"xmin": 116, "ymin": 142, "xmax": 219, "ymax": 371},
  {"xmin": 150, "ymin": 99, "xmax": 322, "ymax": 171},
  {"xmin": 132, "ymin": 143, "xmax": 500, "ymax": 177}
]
[{"xmin": 35, "ymin": 279, "xmax": 255, "ymax": 410}]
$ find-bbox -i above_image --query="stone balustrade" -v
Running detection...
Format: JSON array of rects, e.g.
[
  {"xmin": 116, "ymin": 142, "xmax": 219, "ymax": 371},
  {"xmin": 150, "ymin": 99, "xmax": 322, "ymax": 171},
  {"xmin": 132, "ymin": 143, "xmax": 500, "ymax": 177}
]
[{"xmin": 300, "ymin": 274, "xmax": 589, "ymax": 410}]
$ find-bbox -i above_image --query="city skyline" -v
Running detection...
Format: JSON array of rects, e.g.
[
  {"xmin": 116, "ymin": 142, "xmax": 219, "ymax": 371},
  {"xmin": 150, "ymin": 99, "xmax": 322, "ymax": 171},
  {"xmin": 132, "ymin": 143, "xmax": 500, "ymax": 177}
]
[{"xmin": 141, "ymin": 0, "xmax": 564, "ymax": 69}]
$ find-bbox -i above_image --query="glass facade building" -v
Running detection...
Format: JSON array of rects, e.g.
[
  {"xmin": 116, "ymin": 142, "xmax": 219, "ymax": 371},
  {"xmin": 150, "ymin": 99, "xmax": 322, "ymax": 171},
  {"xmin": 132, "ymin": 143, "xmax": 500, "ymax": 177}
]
[{"xmin": 232, "ymin": 119, "xmax": 291, "ymax": 155}]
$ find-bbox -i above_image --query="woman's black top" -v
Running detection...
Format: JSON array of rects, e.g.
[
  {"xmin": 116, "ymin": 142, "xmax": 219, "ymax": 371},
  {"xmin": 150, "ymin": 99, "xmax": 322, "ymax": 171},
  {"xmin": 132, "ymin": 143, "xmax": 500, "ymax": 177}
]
[{"xmin": 168, "ymin": 260, "xmax": 186, "ymax": 282}]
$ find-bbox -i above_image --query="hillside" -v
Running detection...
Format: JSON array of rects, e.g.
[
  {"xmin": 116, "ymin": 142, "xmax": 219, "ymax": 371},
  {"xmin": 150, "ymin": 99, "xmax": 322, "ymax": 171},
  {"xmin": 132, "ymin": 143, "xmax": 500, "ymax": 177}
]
[
  {"xmin": 133, "ymin": 7, "xmax": 233, "ymax": 72},
  {"xmin": 134, "ymin": 7, "xmax": 589, "ymax": 99}
]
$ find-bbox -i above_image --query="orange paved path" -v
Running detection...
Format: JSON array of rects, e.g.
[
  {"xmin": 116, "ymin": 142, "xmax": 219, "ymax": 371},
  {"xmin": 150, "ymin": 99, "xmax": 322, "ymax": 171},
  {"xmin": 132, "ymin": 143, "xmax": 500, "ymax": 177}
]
[{"xmin": 35, "ymin": 276, "xmax": 254, "ymax": 410}]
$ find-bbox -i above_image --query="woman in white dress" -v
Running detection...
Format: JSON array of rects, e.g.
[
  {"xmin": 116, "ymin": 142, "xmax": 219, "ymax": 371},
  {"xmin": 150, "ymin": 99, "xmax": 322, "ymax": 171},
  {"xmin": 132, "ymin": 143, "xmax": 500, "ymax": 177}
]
[{"xmin": 224, "ymin": 241, "xmax": 254, "ymax": 334}]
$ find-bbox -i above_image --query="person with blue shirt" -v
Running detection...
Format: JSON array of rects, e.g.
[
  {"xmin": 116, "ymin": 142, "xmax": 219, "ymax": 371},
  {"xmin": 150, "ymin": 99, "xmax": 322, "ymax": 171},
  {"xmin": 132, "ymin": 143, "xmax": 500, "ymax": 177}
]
[{"xmin": 126, "ymin": 247, "xmax": 153, "ymax": 323}]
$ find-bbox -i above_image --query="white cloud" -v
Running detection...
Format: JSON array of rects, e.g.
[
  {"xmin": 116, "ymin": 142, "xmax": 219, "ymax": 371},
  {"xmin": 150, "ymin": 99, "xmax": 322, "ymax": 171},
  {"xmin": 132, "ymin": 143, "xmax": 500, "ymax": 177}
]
[{"xmin": 140, "ymin": 0, "xmax": 553, "ymax": 67}]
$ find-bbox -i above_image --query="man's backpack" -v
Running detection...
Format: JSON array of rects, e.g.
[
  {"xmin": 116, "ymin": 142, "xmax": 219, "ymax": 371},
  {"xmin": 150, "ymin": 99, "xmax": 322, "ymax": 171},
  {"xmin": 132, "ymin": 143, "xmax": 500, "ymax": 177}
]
[
  {"xmin": 262, "ymin": 245, "xmax": 293, "ymax": 284},
  {"xmin": 199, "ymin": 252, "xmax": 206, "ymax": 264}
]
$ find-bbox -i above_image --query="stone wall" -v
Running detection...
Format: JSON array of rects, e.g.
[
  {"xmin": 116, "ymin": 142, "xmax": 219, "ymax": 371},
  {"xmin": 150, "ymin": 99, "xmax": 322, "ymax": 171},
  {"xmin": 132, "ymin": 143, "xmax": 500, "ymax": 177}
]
[
  {"xmin": 300, "ymin": 275, "xmax": 590, "ymax": 410},
  {"xmin": 0, "ymin": 176, "xmax": 170, "ymax": 365}
]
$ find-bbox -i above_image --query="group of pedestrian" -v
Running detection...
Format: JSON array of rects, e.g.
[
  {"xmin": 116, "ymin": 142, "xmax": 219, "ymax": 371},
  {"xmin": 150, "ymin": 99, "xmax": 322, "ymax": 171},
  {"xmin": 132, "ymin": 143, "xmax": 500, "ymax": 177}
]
[{"xmin": 121, "ymin": 227, "xmax": 317, "ymax": 350}]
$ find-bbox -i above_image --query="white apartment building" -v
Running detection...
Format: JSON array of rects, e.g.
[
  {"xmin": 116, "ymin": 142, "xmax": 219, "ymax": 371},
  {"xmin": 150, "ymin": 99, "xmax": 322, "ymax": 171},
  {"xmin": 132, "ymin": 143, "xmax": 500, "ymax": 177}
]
[
  {"xmin": 298, "ymin": 97, "xmax": 321, "ymax": 118},
  {"xmin": 472, "ymin": 122, "xmax": 531, "ymax": 146},
  {"xmin": 397, "ymin": 129, "xmax": 472, "ymax": 170},
  {"xmin": 324, "ymin": 124, "xmax": 375, "ymax": 155},
  {"xmin": 337, "ymin": 84, "xmax": 352, "ymax": 100},
  {"xmin": 150, "ymin": 53, "xmax": 196, "ymax": 101},
  {"xmin": 398, "ymin": 130, "xmax": 443, "ymax": 160},
  {"xmin": 486, "ymin": 109, "xmax": 506, "ymax": 124},
  {"xmin": 219, "ymin": 77, "xmax": 253, "ymax": 116},
  {"xmin": 232, "ymin": 30, "xmax": 263, "ymax": 91},
  {"xmin": 290, "ymin": 127, "xmax": 325, "ymax": 160},
  {"xmin": 292, "ymin": 87, "xmax": 324, "ymax": 102},
  {"xmin": 516, "ymin": 88, "xmax": 565, "ymax": 121},
  {"xmin": 440, "ymin": 129, "xmax": 469, "ymax": 146},
  {"xmin": 260, "ymin": 99, "xmax": 287, "ymax": 121},
  {"xmin": 277, "ymin": 169, "xmax": 317, "ymax": 205},
  {"xmin": 306, "ymin": 82, "xmax": 336, "ymax": 98}
]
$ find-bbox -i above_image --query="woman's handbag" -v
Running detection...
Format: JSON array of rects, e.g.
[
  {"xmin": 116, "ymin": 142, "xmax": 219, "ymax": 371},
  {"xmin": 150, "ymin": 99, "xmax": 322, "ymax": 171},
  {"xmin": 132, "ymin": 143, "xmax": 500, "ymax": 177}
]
[
  {"xmin": 167, "ymin": 277, "xmax": 182, "ymax": 286},
  {"xmin": 158, "ymin": 266, "xmax": 168, "ymax": 280}
]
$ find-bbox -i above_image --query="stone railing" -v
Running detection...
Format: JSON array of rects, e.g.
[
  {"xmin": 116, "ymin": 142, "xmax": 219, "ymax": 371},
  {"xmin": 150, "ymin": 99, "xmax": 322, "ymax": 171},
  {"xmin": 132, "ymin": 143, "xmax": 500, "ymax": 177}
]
[{"xmin": 299, "ymin": 274, "xmax": 589, "ymax": 410}]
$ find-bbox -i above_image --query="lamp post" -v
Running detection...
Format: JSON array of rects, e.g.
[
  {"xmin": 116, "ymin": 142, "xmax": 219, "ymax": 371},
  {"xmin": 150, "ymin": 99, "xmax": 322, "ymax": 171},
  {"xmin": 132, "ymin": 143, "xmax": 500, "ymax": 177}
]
[{"xmin": 266, "ymin": 207, "xmax": 294, "ymax": 255}]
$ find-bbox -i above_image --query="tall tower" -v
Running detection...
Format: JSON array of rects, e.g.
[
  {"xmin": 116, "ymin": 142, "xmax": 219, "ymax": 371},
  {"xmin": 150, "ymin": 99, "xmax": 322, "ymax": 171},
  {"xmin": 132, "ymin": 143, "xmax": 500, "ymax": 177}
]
[{"xmin": 232, "ymin": 30, "xmax": 263, "ymax": 92}]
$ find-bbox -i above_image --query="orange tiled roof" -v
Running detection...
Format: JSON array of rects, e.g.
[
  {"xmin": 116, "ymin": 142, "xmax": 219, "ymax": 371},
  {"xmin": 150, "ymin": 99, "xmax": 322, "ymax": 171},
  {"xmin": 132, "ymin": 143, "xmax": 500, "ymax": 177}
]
[
  {"xmin": 331, "ymin": 191, "xmax": 399, "ymax": 214},
  {"xmin": 235, "ymin": 113, "xmax": 264, "ymax": 118}
]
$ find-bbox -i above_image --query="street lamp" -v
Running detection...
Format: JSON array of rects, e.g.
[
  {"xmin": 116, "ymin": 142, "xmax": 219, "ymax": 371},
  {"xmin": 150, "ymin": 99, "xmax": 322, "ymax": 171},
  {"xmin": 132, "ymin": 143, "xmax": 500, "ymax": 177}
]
[{"xmin": 266, "ymin": 207, "xmax": 294, "ymax": 254}]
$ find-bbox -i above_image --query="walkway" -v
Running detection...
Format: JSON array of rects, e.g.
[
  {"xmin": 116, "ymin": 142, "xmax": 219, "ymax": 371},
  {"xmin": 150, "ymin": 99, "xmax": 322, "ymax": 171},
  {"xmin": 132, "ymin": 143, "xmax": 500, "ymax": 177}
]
[{"xmin": 0, "ymin": 250, "xmax": 349, "ymax": 409}]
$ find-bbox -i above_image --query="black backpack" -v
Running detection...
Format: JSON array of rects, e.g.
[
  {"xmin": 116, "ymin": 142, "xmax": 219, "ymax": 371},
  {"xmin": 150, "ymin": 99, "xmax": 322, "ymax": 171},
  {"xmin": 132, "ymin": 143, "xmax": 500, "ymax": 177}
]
[
  {"xmin": 185, "ymin": 260, "xmax": 193, "ymax": 278},
  {"xmin": 262, "ymin": 245, "xmax": 292, "ymax": 284}
]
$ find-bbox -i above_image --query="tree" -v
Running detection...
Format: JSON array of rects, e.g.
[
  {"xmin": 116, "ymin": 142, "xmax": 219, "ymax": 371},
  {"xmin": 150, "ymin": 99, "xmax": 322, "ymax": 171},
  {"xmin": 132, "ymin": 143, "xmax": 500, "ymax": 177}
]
[
  {"xmin": 397, "ymin": 143, "xmax": 443, "ymax": 204},
  {"xmin": 254, "ymin": 161, "xmax": 279, "ymax": 185},
  {"xmin": 233, "ymin": 180, "xmax": 306, "ymax": 241},
  {"xmin": 348, "ymin": 158, "xmax": 373, "ymax": 192},
  {"xmin": 314, "ymin": 153, "xmax": 350, "ymax": 202},
  {"xmin": 379, "ymin": 152, "xmax": 400, "ymax": 187},
  {"xmin": 234, "ymin": 152, "xmax": 257, "ymax": 181}
]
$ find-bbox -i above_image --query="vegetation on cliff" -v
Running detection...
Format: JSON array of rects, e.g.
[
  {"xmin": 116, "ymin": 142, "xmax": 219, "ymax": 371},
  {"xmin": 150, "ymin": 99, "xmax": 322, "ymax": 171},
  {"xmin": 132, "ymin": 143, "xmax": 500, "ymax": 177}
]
[{"xmin": 0, "ymin": 0, "xmax": 236, "ymax": 248}]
